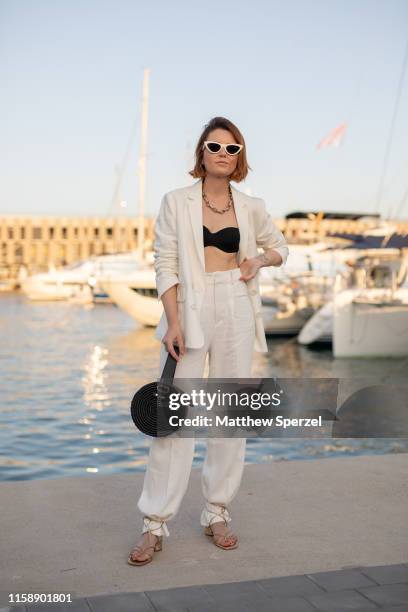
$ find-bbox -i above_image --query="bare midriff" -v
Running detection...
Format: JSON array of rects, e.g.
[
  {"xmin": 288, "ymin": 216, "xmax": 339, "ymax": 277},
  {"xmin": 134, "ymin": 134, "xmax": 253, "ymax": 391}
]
[{"xmin": 204, "ymin": 246, "xmax": 239, "ymax": 272}]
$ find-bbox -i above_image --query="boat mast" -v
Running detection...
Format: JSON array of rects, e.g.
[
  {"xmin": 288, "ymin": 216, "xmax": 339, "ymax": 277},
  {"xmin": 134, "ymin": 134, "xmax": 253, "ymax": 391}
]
[
  {"xmin": 376, "ymin": 37, "xmax": 408, "ymax": 218},
  {"xmin": 137, "ymin": 67, "xmax": 150, "ymax": 259}
]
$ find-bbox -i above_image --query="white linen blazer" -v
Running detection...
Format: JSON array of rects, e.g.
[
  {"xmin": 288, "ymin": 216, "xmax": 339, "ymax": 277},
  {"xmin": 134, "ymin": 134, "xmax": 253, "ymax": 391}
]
[{"xmin": 153, "ymin": 178, "xmax": 289, "ymax": 353}]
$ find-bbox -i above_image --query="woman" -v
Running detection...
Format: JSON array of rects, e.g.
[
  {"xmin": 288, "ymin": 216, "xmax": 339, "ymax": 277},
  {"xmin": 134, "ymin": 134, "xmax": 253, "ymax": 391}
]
[{"xmin": 128, "ymin": 117, "xmax": 289, "ymax": 566}]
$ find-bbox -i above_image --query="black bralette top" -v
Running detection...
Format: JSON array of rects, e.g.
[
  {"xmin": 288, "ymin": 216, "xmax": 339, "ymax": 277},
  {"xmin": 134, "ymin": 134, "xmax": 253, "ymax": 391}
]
[{"xmin": 203, "ymin": 225, "xmax": 240, "ymax": 253}]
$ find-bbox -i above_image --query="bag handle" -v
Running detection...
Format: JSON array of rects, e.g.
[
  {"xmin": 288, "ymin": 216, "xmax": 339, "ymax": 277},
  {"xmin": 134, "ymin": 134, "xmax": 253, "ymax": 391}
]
[{"xmin": 160, "ymin": 344, "xmax": 180, "ymax": 381}]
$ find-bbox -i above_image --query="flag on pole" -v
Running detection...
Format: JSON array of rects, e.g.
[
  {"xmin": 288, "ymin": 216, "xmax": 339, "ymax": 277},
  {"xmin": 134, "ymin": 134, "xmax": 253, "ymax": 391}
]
[{"xmin": 316, "ymin": 123, "xmax": 347, "ymax": 149}]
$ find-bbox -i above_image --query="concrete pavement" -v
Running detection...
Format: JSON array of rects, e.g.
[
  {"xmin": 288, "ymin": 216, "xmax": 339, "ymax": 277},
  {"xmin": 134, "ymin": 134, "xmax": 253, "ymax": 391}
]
[{"xmin": 1, "ymin": 454, "xmax": 407, "ymax": 609}]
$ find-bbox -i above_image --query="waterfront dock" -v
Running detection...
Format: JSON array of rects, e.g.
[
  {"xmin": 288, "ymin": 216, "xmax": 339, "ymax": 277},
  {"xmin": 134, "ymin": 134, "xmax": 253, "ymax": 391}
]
[{"xmin": 1, "ymin": 453, "xmax": 407, "ymax": 610}]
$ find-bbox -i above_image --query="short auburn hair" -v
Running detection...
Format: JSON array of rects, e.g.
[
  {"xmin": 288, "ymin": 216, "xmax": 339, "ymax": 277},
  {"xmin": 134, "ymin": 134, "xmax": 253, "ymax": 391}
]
[{"xmin": 188, "ymin": 116, "xmax": 251, "ymax": 183}]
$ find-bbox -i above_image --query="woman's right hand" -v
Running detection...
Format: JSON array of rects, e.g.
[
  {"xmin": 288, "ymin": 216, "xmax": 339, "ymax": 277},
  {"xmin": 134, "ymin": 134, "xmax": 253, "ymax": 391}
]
[{"xmin": 162, "ymin": 322, "xmax": 185, "ymax": 361}]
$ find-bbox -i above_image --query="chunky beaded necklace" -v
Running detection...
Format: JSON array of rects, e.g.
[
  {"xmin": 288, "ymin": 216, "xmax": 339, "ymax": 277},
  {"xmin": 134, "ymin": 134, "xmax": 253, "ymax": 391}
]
[{"xmin": 202, "ymin": 183, "xmax": 233, "ymax": 214}]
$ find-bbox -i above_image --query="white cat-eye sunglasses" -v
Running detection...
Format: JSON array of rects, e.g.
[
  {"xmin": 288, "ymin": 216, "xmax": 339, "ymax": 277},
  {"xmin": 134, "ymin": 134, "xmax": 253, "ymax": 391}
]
[{"xmin": 203, "ymin": 141, "xmax": 244, "ymax": 156}]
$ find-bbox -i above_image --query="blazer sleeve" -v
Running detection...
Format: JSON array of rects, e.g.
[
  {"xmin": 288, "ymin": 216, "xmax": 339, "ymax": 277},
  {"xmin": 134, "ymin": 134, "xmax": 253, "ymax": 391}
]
[
  {"xmin": 254, "ymin": 198, "xmax": 289, "ymax": 267},
  {"xmin": 153, "ymin": 193, "xmax": 179, "ymax": 301}
]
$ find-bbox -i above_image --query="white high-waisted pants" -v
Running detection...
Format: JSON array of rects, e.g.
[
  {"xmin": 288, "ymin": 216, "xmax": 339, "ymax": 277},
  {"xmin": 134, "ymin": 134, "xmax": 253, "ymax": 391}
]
[{"xmin": 137, "ymin": 267, "xmax": 256, "ymax": 537}]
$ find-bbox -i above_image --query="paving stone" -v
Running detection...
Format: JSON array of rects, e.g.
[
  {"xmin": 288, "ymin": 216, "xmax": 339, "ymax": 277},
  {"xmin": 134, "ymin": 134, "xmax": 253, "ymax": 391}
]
[
  {"xmin": 341, "ymin": 608, "xmax": 408, "ymax": 612},
  {"xmin": 186, "ymin": 601, "xmax": 257, "ymax": 612},
  {"xmin": 25, "ymin": 599, "xmax": 90, "ymax": 611},
  {"xmin": 359, "ymin": 564, "xmax": 408, "ymax": 585},
  {"xmin": 86, "ymin": 592, "xmax": 155, "ymax": 612},
  {"xmin": 306, "ymin": 588, "xmax": 378, "ymax": 611},
  {"xmin": 256, "ymin": 573, "xmax": 325, "ymax": 597},
  {"xmin": 180, "ymin": 604, "xmax": 228, "ymax": 612},
  {"xmin": 187, "ymin": 596, "xmax": 316, "ymax": 612},
  {"xmin": 12, "ymin": 564, "xmax": 408, "ymax": 611},
  {"xmin": 153, "ymin": 609, "xmax": 189, "ymax": 612},
  {"xmin": 254, "ymin": 596, "xmax": 317, "ymax": 612},
  {"xmin": 350, "ymin": 608, "xmax": 408, "ymax": 612},
  {"xmin": 145, "ymin": 586, "xmax": 214, "ymax": 611},
  {"xmin": 358, "ymin": 584, "xmax": 408, "ymax": 607},
  {"xmin": 306, "ymin": 568, "xmax": 377, "ymax": 591},
  {"xmin": 202, "ymin": 580, "xmax": 317, "ymax": 611},
  {"xmin": 202, "ymin": 579, "xmax": 273, "ymax": 604}
]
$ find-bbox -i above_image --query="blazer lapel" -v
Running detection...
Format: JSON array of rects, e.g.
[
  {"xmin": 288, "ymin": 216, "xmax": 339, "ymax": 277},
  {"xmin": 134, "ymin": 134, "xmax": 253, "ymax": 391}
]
[{"xmin": 186, "ymin": 179, "xmax": 249, "ymax": 273}]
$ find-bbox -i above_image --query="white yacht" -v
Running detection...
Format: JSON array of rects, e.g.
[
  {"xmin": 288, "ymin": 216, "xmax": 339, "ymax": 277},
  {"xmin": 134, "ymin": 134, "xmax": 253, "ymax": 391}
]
[
  {"xmin": 258, "ymin": 242, "xmax": 349, "ymax": 335},
  {"xmin": 100, "ymin": 244, "xmax": 342, "ymax": 335},
  {"xmin": 298, "ymin": 250, "xmax": 408, "ymax": 355},
  {"xmin": 333, "ymin": 286, "xmax": 408, "ymax": 357},
  {"xmin": 100, "ymin": 267, "xmax": 160, "ymax": 327},
  {"xmin": 20, "ymin": 251, "xmax": 151, "ymax": 302},
  {"xmin": 101, "ymin": 238, "xmax": 407, "ymax": 338}
]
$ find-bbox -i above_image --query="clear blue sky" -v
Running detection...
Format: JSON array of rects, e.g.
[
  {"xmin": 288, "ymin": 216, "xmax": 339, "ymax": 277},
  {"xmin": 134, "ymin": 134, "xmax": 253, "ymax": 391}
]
[{"xmin": 1, "ymin": 0, "xmax": 407, "ymax": 219}]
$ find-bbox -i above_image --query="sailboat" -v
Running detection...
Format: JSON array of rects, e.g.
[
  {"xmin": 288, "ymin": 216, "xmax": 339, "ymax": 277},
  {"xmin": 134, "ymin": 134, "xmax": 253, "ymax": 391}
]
[
  {"xmin": 298, "ymin": 249, "xmax": 408, "ymax": 350},
  {"xmin": 298, "ymin": 38, "xmax": 408, "ymax": 355}
]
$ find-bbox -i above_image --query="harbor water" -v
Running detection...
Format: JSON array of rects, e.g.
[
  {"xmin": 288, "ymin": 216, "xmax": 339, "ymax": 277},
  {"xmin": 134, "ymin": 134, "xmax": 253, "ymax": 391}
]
[{"xmin": 1, "ymin": 291, "xmax": 407, "ymax": 482}]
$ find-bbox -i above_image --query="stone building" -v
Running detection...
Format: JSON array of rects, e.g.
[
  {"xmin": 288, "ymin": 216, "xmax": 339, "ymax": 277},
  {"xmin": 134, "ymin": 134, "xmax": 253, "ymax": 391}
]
[
  {"xmin": 0, "ymin": 215, "xmax": 155, "ymax": 277},
  {"xmin": 1, "ymin": 212, "xmax": 407, "ymax": 284}
]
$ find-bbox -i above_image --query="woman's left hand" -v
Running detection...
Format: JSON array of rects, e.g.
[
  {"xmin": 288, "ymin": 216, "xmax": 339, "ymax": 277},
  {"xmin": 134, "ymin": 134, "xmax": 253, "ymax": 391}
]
[{"xmin": 239, "ymin": 257, "xmax": 261, "ymax": 282}]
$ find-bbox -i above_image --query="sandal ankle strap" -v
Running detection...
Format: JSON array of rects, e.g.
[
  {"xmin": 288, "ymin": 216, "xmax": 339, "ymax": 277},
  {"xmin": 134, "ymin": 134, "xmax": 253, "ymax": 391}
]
[
  {"xmin": 207, "ymin": 503, "xmax": 230, "ymax": 528},
  {"xmin": 142, "ymin": 516, "xmax": 169, "ymax": 537},
  {"xmin": 209, "ymin": 514, "xmax": 228, "ymax": 528}
]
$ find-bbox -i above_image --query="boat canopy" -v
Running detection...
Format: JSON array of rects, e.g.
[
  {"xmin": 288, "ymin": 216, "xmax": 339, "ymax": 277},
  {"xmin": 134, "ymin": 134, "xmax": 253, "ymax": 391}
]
[
  {"xmin": 285, "ymin": 211, "xmax": 381, "ymax": 220},
  {"xmin": 327, "ymin": 232, "xmax": 408, "ymax": 249}
]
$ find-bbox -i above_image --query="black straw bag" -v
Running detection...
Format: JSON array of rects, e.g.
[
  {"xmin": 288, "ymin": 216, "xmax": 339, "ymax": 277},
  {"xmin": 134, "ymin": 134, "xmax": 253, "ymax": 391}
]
[{"xmin": 130, "ymin": 345, "xmax": 187, "ymax": 437}]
